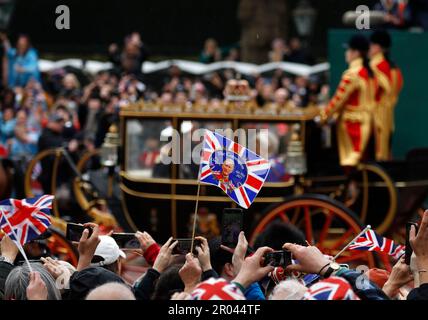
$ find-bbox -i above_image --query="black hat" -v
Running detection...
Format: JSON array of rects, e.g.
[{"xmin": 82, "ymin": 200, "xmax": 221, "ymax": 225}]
[
  {"xmin": 370, "ymin": 30, "xmax": 392, "ymax": 49},
  {"xmin": 345, "ymin": 34, "xmax": 369, "ymax": 53},
  {"xmin": 65, "ymin": 267, "xmax": 126, "ymax": 300},
  {"xmin": 208, "ymin": 237, "xmax": 233, "ymax": 274}
]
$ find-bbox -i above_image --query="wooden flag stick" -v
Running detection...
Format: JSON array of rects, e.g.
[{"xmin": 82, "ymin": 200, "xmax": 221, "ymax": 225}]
[
  {"xmin": 333, "ymin": 225, "xmax": 372, "ymax": 261},
  {"xmin": 0, "ymin": 209, "xmax": 33, "ymax": 272},
  {"xmin": 190, "ymin": 181, "xmax": 201, "ymax": 254}
]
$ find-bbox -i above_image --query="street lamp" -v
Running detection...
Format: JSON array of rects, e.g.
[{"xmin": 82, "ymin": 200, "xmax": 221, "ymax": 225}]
[
  {"xmin": 293, "ymin": 0, "xmax": 317, "ymax": 39},
  {"xmin": 0, "ymin": 0, "xmax": 15, "ymax": 31}
]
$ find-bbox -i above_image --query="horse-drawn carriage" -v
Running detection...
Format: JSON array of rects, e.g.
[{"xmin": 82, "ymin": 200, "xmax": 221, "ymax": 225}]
[
  {"xmin": 5, "ymin": 99, "xmax": 428, "ymax": 274},
  {"xmin": 115, "ymin": 102, "xmax": 428, "ymax": 270}
]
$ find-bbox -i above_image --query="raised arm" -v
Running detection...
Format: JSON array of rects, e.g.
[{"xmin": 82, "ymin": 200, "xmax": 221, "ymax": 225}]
[{"xmin": 321, "ymin": 72, "xmax": 357, "ymax": 122}]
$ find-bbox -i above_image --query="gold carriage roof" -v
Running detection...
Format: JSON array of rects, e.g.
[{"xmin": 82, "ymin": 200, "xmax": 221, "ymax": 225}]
[{"xmin": 120, "ymin": 101, "xmax": 320, "ymax": 121}]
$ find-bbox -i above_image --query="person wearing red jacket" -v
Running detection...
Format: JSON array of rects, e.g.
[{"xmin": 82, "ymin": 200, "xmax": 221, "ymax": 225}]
[
  {"xmin": 320, "ymin": 35, "xmax": 377, "ymax": 171},
  {"xmin": 369, "ymin": 30, "xmax": 403, "ymax": 161}
]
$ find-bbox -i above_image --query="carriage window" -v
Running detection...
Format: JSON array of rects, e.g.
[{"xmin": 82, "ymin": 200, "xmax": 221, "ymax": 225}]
[
  {"xmin": 240, "ymin": 122, "xmax": 294, "ymax": 183},
  {"xmin": 125, "ymin": 119, "xmax": 173, "ymax": 179},
  {"xmin": 177, "ymin": 120, "xmax": 232, "ymax": 179}
]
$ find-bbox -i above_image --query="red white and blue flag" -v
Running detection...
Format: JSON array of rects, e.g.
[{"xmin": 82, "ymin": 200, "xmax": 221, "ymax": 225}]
[
  {"xmin": 199, "ymin": 130, "xmax": 270, "ymax": 209},
  {"xmin": 0, "ymin": 195, "xmax": 53, "ymax": 245},
  {"xmin": 348, "ymin": 229, "xmax": 405, "ymax": 259},
  {"xmin": 304, "ymin": 277, "xmax": 360, "ymax": 300},
  {"xmin": 191, "ymin": 278, "xmax": 245, "ymax": 300}
]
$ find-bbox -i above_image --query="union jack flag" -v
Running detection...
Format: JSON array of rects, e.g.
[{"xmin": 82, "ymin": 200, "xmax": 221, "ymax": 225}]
[
  {"xmin": 0, "ymin": 195, "xmax": 53, "ymax": 245},
  {"xmin": 199, "ymin": 130, "xmax": 270, "ymax": 209},
  {"xmin": 191, "ymin": 278, "xmax": 245, "ymax": 300},
  {"xmin": 304, "ymin": 277, "xmax": 360, "ymax": 300},
  {"xmin": 348, "ymin": 229, "xmax": 405, "ymax": 259}
]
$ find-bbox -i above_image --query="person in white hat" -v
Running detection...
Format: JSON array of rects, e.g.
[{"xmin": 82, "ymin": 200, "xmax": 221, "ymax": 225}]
[{"xmin": 90, "ymin": 235, "xmax": 126, "ymax": 275}]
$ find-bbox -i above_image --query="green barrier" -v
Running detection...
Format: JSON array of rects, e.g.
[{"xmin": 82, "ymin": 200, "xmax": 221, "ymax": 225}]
[{"xmin": 328, "ymin": 29, "xmax": 428, "ymax": 159}]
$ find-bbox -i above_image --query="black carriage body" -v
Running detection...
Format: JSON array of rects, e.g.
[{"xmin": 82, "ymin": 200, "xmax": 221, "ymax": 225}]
[{"xmin": 119, "ymin": 106, "xmax": 320, "ymax": 241}]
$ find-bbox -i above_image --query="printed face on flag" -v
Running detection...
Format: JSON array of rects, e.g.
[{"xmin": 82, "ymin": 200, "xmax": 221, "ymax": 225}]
[{"xmin": 199, "ymin": 130, "xmax": 270, "ymax": 209}]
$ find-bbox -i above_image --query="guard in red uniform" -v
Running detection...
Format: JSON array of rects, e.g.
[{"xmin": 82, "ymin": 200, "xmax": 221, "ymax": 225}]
[
  {"xmin": 320, "ymin": 35, "xmax": 377, "ymax": 171},
  {"xmin": 369, "ymin": 30, "xmax": 403, "ymax": 161}
]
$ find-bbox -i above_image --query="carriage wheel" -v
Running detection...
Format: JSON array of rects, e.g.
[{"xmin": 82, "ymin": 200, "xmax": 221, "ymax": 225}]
[
  {"xmin": 73, "ymin": 150, "xmax": 118, "ymax": 228},
  {"xmin": 250, "ymin": 194, "xmax": 376, "ymax": 268},
  {"xmin": 24, "ymin": 149, "xmax": 62, "ymax": 217},
  {"xmin": 352, "ymin": 163, "xmax": 398, "ymax": 236},
  {"xmin": 46, "ymin": 227, "xmax": 79, "ymax": 266},
  {"xmin": 120, "ymin": 252, "xmax": 148, "ymax": 284},
  {"xmin": 75, "ymin": 151, "xmax": 146, "ymax": 281}
]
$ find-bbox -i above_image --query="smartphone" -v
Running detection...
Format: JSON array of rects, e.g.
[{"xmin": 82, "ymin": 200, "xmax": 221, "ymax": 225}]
[
  {"xmin": 405, "ymin": 222, "xmax": 419, "ymax": 265},
  {"xmin": 172, "ymin": 238, "xmax": 202, "ymax": 255},
  {"xmin": 263, "ymin": 250, "xmax": 292, "ymax": 268},
  {"xmin": 111, "ymin": 233, "xmax": 140, "ymax": 249},
  {"xmin": 221, "ymin": 208, "xmax": 244, "ymax": 248},
  {"xmin": 66, "ymin": 223, "xmax": 93, "ymax": 242}
]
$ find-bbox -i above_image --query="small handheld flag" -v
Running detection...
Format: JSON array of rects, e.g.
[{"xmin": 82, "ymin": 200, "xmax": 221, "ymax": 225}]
[
  {"xmin": 0, "ymin": 195, "xmax": 54, "ymax": 245},
  {"xmin": 199, "ymin": 130, "xmax": 271, "ymax": 209},
  {"xmin": 303, "ymin": 277, "xmax": 360, "ymax": 300},
  {"xmin": 348, "ymin": 228, "xmax": 405, "ymax": 259}
]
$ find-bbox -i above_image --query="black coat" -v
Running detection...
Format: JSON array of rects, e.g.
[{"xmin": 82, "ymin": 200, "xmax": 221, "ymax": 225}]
[
  {"xmin": 408, "ymin": 284, "xmax": 428, "ymax": 300},
  {"xmin": 0, "ymin": 261, "xmax": 15, "ymax": 299}
]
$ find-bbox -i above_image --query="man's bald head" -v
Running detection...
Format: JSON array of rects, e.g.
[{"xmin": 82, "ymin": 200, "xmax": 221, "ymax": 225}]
[{"xmin": 86, "ymin": 282, "xmax": 136, "ymax": 300}]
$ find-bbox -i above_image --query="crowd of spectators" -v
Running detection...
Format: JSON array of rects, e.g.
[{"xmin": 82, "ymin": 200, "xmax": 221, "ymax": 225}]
[
  {"xmin": 373, "ymin": 0, "xmax": 428, "ymax": 30},
  {"xmin": 198, "ymin": 36, "xmax": 314, "ymax": 65},
  {"xmin": 0, "ymin": 31, "xmax": 328, "ymax": 181},
  {"xmin": 0, "ymin": 2, "xmax": 428, "ymax": 303},
  {"xmin": 1, "ymin": 210, "xmax": 428, "ymax": 300}
]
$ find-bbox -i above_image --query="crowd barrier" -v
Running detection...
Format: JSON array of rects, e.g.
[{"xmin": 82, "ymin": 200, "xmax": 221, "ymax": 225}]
[{"xmin": 38, "ymin": 59, "xmax": 330, "ymax": 77}]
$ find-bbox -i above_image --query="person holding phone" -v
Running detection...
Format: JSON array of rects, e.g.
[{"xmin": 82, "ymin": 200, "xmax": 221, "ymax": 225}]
[
  {"xmin": 282, "ymin": 242, "xmax": 390, "ymax": 300},
  {"xmin": 407, "ymin": 210, "xmax": 428, "ymax": 300},
  {"xmin": 382, "ymin": 257, "xmax": 413, "ymax": 299},
  {"xmin": 90, "ymin": 236, "xmax": 127, "ymax": 275},
  {"xmin": 133, "ymin": 238, "xmax": 179, "ymax": 300}
]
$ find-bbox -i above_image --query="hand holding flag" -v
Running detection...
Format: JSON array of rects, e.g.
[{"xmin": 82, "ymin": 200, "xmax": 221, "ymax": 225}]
[{"xmin": 348, "ymin": 228, "xmax": 405, "ymax": 259}]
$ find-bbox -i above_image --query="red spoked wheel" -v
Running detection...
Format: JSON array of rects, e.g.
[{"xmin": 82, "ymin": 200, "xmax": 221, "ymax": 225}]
[
  {"xmin": 46, "ymin": 228, "xmax": 79, "ymax": 266},
  {"xmin": 250, "ymin": 194, "xmax": 376, "ymax": 268},
  {"xmin": 120, "ymin": 252, "xmax": 148, "ymax": 284}
]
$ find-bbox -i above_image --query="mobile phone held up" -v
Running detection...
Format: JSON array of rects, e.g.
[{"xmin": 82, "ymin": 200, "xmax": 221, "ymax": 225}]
[
  {"xmin": 221, "ymin": 208, "xmax": 244, "ymax": 249},
  {"xmin": 111, "ymin": 233, "xmax": 140, "ymax": 249},
  {"xmin": 172, "ymin": 238, "xmax": 202, "ymax": 255},
  {"xmin": 263, "ymin": 250, "xmax": 292, "ymax": 268},
  {"xmin": 405, "ymin": 222, "xmax": 419, "ymax": 265},
  {"xmin": 66, "ymin": 223, "xmax": 93, "ymax": 242}
]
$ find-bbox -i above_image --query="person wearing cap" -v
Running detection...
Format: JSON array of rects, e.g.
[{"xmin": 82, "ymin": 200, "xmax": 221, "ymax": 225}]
[
  {"xmin": 369, "ymin": 30, "xmax": 403, "ymax": 161},
  {"xmin": 320, "ymin": 35, "xmax": 377, "ymax": 172},
  {"xmin": 90, "ymin": 235, "xmax": 126, "ymax": 275}
]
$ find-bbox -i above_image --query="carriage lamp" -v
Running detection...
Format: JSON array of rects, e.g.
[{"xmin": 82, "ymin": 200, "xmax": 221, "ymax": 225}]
[
  {"xmin": 101, "ymin": 124, "xmax": 120, "ymax": 167},
  {"xmin": 293, "ymin": 0, "xmax": 316, "ymax": 40},
  {"xmin": 286, "ymin": 124, "xmax": 307, "ymax": 176}
]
